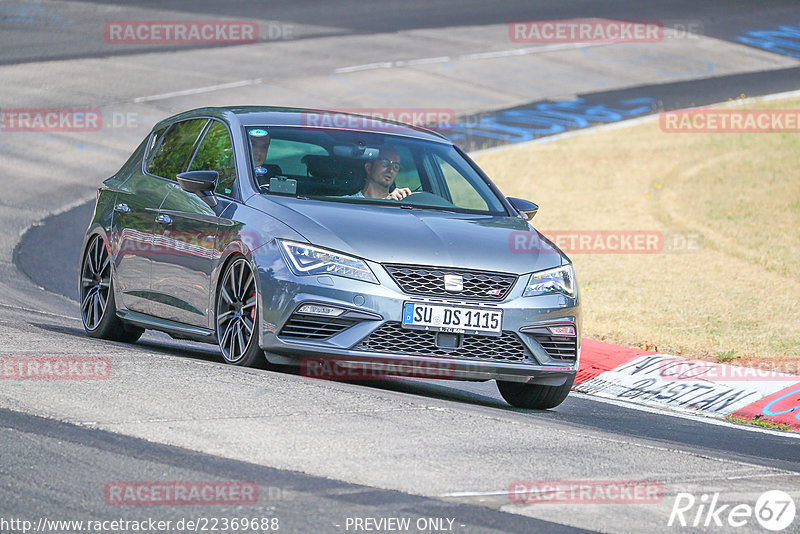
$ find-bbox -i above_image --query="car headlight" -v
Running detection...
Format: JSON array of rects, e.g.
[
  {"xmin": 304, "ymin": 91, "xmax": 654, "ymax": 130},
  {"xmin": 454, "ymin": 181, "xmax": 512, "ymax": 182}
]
[
  {"xmin": 523, "ymin": 264, "xmax": 575, "ymax": 298},
  {"xmin": 279, "ymin": 240, "xmax": 378, "ymax": 284}
]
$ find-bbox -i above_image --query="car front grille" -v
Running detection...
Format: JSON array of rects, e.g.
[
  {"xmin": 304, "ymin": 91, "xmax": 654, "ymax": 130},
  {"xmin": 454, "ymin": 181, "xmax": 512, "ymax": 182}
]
[
  {"xmin": 383, "ymin": 264, "xmax": 517, "ymax": 301},
  {"xmin": 278, "ymin": 313, "xmax": 359, "ymax": 340},
  {"xmin": 355, "ymin": 322, "xmax": 531, "ymax": 364},
  {"xmin": 530, "ymin": 333, "xmax": 578, "ymax": 361}
]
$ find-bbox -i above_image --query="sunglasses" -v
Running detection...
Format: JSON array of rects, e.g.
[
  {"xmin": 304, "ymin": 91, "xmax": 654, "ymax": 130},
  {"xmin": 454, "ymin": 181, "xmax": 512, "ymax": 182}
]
[{"xmin": 377, "ymin": 158, "xmax": 401, "ymax": 171}]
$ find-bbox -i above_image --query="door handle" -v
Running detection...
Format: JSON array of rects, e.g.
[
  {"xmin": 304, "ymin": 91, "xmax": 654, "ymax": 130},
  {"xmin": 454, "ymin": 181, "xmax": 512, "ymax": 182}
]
[
  {"xmin": 155, "ymin": 214, "xmax": 173, "ymax": 225},
  {"xmin": 113, "ymin": 203, "xmax": 131, "ymax": 214}
]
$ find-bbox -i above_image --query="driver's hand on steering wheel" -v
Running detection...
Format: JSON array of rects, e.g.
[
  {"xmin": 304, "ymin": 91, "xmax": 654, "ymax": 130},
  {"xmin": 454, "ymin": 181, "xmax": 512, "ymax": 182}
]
[{"xmin": 385, "ymin": 187, "xmax": 412, "ymax": 201}]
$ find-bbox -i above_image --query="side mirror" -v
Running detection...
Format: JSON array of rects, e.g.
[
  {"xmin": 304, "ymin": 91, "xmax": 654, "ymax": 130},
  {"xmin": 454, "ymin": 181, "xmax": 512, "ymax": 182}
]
[
  {"xmin": 177, "ymin": 170, "xmax": 219, "ymax": 207},
  {"xmin": 507, "ymin": 197, "xmax": 538, "ymax": 220}
]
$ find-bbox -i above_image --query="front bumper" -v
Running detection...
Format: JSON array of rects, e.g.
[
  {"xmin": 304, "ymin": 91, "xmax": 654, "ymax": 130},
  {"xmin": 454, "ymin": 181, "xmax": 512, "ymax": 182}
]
[{"xmin": 254, "ymin": 241, "xmax": 580, "ymax": 384}]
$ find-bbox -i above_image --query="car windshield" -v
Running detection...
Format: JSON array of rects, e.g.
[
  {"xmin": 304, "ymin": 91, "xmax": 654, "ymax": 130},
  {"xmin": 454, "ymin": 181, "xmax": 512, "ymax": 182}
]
[{"xmin": 246, "ymin": 126, "xmax": 507, "ymax": 215}]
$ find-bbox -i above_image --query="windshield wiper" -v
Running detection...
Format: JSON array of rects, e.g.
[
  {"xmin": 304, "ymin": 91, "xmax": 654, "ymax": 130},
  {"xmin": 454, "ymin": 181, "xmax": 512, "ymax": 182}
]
[{"xmin": 399, "ymin": 204, "xmax": 457, "ymax": 213}]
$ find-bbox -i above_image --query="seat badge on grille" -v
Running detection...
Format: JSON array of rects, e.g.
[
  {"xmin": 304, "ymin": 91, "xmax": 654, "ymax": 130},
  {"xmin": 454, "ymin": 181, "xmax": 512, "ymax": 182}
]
[{"xmin": 443, "ymin": 274, "xmax": 464, "ymax": 292}]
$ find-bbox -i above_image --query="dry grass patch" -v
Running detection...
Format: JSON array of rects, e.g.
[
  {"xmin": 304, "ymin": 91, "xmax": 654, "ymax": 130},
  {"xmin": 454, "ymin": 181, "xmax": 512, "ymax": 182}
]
[{"xmin": 475, "ymin": 97, "xmax": 800, "ymax": 367}]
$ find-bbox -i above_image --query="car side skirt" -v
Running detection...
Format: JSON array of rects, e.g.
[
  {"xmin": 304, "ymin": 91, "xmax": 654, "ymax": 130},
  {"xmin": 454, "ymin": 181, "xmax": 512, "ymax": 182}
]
[{"xmin": 117, "ymin": 309, "xmax": 216, "ymax": 343}]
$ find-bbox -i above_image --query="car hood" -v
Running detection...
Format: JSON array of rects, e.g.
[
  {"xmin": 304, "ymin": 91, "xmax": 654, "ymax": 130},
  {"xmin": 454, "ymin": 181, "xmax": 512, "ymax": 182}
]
[{"xmin": 247, "ymin": 195, "xmax": 566, "ymax": 274}]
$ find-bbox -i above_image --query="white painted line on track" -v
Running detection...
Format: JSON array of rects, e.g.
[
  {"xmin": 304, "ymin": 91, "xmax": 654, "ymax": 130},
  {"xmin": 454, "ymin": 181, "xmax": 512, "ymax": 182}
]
[
  {"xmin": 441, "ymin": 490, "xmax": 508, "ymax": 498},
  {"xmin": 133, "ymin": 78, "xmax": 263, "ymax": 103},
  {"xmin": 334, "ymin": 42, "xmax": 612, "ymax": 74},
  {"xmin": 334, "ymin": 61, "xmax": 394, "ymax": 74},
  {"xmin": 0, "ymin": 302, "xmax": 80, "ymax": 321},
  {"xmin": 726, "ymin": 472, "xmax": 798, "ymax": 480},
  {"xmin": 396, "ymin": 56, "xmax": 451, "ymax": 67},
  {"xmin": 459, "ymin": 42, "xmax": 610, "ymax": 60}
]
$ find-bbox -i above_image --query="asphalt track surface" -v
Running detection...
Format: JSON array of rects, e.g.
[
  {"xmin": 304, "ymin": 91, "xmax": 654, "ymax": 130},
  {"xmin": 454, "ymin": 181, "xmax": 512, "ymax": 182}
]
[
  {"xmin": 2, "ymin": 408, "xmax": 584, "ymax": 534},
  {"xmin": 4, "ymin": 1, "xmax": 800, "ymax": 533},
  {"xmin": 3, "ymin": 0, "xmax": 799, "ymax": 65}
]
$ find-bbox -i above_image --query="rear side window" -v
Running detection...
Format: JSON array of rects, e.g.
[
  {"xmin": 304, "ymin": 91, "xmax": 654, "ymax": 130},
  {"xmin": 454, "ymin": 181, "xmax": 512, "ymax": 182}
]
[
  {"xmin": 147, "ymin": 118, "xmax": 208, "ymax": 180},
  {"xmin": 146, "ymin": 126, "xmax": 167, "ymax": 164},
  {"xmin": 189, "ymin": 121, "xmax": 236, "ymax": 196}
]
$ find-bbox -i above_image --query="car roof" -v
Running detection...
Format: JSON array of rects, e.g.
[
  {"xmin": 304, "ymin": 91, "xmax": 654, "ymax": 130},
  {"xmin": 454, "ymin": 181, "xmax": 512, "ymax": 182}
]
[{"xmin": 158, "ymin": 106, "xmax": 453, "ymax": 144}]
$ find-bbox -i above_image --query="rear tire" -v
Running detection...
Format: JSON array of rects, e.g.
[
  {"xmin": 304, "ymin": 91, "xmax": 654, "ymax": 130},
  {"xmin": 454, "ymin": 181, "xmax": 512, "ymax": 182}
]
[
  {"xmin": 80, "ymin": 235, "xmax": 144, "ymax": 343},
  {"xmin": 496, "ymin": 375, "xmax": 575, "ymax": 409}
]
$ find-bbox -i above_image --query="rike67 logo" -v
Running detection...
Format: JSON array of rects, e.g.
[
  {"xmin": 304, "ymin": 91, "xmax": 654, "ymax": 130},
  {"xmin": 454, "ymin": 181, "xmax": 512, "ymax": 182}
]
[{"xmin": 669, "ymin": 490, "xmax": 796, "ymax": 531}]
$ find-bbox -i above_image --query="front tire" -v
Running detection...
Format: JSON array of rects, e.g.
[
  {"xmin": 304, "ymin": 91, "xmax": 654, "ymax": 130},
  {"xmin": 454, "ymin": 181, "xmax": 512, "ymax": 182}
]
[
  {"xmin": 215, "ymin": 256, "xmax": 264, "ymax": 367},
  {"xmin": 80, "ymin": 235, "xmax": 144, "ymax": 343},
  {"xmin": 496, "ymin": 375, "xmax": 575, "ymax": 409}
]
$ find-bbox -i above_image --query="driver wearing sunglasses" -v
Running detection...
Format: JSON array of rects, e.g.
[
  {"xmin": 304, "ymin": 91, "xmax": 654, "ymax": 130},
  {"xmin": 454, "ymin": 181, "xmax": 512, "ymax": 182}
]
[{"xmin": 353, "ymin": 147, "xmax": 412, "ymax": 200}]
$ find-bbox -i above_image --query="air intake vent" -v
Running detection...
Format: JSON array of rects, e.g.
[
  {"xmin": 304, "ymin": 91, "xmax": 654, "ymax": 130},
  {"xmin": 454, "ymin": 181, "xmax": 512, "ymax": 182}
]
[
  {"xmin": 383, "ymin": 264, "xmax": 517, "ymax": 301},
  {"xmin": 530, "ymin": 333, "xmax": 578, "ymax": 361},
  {"xmin": 356, "ymin": 322, "xmax": 531, "ymax": 364},
  {"xmin": 278, "ymin": 313, "xmax": 358, "ymax": 340}
]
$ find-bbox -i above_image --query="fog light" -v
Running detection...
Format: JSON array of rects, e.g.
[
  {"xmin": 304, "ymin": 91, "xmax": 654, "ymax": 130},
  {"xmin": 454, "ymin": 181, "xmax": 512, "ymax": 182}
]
[
  {"xmin": 297, "ymin": 304, "xmax": 345, "ymax": 317},
  {"xmin": 549, "ymin": 325, "xmax": 576, "ymax": 336}
]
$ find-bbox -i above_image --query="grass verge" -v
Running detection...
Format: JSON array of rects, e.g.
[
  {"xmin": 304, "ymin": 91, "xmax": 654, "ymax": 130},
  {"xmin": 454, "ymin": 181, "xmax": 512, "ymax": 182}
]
[
  {"xmin": 475, "ymin": 96, "xmax": 800, "ymax": 368},
  {"xmin": 725, "ymin": 415, "xmax": 793, "ymax": 431}
]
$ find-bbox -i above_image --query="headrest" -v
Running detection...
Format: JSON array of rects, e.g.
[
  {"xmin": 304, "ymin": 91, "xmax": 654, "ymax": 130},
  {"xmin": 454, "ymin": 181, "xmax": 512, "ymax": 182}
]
[{"xmin": 301, "ymin": 155, "xmax": 338, "ymax": 178}]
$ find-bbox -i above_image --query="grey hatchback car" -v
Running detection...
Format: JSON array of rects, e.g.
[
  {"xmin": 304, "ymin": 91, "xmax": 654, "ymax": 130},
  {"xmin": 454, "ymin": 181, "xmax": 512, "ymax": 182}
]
[{"xmin": 80, "ymin": 106, "xmax": 580, "ymax": 409}]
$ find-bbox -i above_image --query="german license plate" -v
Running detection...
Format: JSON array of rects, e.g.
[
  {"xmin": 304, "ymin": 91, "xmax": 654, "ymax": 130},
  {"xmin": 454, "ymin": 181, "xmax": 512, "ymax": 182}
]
[{"xmin": 401, "ymin": 302, "xmax": 502, "ymax": 336}]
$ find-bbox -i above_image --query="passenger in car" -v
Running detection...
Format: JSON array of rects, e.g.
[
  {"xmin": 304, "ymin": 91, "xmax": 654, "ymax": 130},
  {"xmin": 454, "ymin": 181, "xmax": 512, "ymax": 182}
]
[
  {"xmin": 250, "ymin": 130, "xmax": 271, "ymax": 166},
  {"xmin": 351, "ymin": 147, "xmax": 412, "ymax": 200},
  {"xmin": 250, "ymin": 130, "xmax": 284, "ymax": 188}
]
